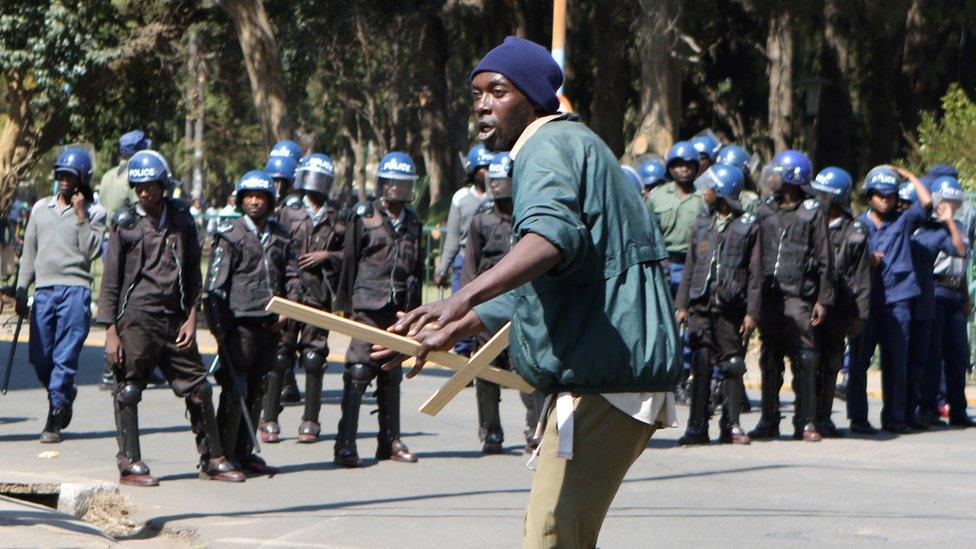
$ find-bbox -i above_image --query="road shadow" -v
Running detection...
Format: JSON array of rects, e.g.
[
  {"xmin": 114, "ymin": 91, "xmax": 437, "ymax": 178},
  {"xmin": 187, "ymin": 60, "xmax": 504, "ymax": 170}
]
[
  {"xmin": 0, "ymin": 424, "xmax": 189, "ymax": 443},
  {"xmin": 0, "ymin": 509, "xmax": 115, "ymax": 539},
  {"xmin": 0, "ymin": 416, "xmax": 29, "ymax": 425}
]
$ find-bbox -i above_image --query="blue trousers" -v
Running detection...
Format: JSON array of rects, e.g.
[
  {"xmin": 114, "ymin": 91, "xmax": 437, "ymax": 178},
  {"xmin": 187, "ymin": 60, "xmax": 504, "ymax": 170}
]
[
  {"xmin": 905, "ymin": 316, "xmax": 932, "ymax": 422},
  {"xmin": 29, "ymin": 286, "xmax": 91, "ymax": 408},
  {"xmin": 668, "ymin": 262, "xmax": 691, "ymax": 373},
  {"xmin": 451, "ymin": 252, "xmax": 473, "ymax": 355},
  {"xmin": 847, "ymin": 299, "xmax": 911, "ymax": 425},
  {"xmin": 921, "ymin": 291, "xmax": 971, "ymax": 420}
]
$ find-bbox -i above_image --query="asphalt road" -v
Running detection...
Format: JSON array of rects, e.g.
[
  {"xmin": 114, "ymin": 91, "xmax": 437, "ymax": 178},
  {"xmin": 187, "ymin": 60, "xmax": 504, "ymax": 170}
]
[{"xmin": 0, "ymin": 338, "xmax": 975, "ymax": 547}]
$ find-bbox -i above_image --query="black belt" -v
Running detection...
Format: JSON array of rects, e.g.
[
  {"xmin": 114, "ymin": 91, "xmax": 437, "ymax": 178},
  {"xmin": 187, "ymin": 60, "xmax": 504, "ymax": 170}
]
[
  {"xmin": 668, "ymin": 251, "xmax": 687, "ymax": 264},
  {"xmin": 936, "ymin": 275, "xmax": 966, "ymax": 290}
]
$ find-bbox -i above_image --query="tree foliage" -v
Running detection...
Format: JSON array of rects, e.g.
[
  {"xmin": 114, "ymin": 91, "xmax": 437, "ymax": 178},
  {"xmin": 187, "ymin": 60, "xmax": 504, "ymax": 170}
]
[{"xmin": 906, "ymin": 84, "xmax": 976, "ymax": 190}]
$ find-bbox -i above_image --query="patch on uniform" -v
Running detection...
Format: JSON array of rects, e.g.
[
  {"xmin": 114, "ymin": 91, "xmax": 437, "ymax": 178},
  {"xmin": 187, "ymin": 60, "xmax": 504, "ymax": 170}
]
[
  {"xmin": 476, "ymin": 199, "xmax": 495, "ymax": 214},
  {"xmin": 803, "ymin": 198, "xmax": 820, "ymax": 210},
  {"xmin": 285, "ymin": 194, "xmax": 303, "ymax": 209},
  {"xmin": 697, "ymin": 206, "xmax": 711, "ymax": 217},
  {"xmin": 216, "ymin": 222, "xmax": 235, "ymax": 233},
  {"xmin": 851, "ymin": 219, "xmax": 868, "ymax": 234},
  {"xmin": 739, "ymin": 212, "xmax": 756, "ymax": 224},
  {"xmin": 112, "ymin": 207, "xmax": 139, "ymax": 230},
  {"xmin": 337, "ymin": 206, "xmax": 353, "ymax": 222},
  {"xmin": 356, "ymin": 202, "xmax": 373, "ymax": 217}
]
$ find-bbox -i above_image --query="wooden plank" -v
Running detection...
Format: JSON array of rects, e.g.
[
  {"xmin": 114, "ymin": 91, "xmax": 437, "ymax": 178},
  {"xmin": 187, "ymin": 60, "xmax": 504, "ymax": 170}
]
[
  {"xmin": 419, "ymin": 324, "xmax": 511, "ymax": 416},
  {"xmin": 266, "ymin": 297, "xmax": 533, "ymax": 392}
]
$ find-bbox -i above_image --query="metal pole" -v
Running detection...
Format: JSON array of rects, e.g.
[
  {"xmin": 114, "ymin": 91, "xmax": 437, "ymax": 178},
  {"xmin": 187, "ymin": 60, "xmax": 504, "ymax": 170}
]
[{"xmin": 551, "ymin": 0, "xmax": 567, "ymax": 95}]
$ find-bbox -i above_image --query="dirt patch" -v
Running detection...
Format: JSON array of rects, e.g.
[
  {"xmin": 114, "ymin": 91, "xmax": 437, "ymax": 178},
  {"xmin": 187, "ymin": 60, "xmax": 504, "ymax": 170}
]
[{"xmin": 81, "ymin": 490, "xmax": 147, "ymax": 539}]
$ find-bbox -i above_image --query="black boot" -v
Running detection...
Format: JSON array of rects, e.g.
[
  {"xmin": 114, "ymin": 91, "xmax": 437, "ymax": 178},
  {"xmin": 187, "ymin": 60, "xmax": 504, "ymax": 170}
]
[
  {"xmin": 114, "ymin": 383, "xmax": 157, "ymax": 486},
  {"xmin": 815, "ymin": 355, "xmax": 845, "ymax": 438},
  {"xmin": 376, "ymin": 368, "xmax": 417, "ymax": 462},
  {"xmin": 476, "ymin": 379, "xmax": 504, "ymax": 453},
  {"xmin": 259, "ymin": 352, "xmax": 292, "ymax": 443},
  {"xmin": 679, "ymin": 350, "xmax": 712, "ymax": 446},
  {"xmin": 215, "ymin": 377, "xmax": 244, "ymax": 464},
  {"xmin": 334, "ymin": 364, "xmax": 372, "ymax": 467},
  {"xmin": 298, "ymin": 351, "xmax": 326, "ymax": 443},
  {"xmin": 39, "ymin": 402, "xmax": 64, "ymax": 443},
  {"xmin": 749, "ymin": 349, "xmax": 783, "ymax": 440}
]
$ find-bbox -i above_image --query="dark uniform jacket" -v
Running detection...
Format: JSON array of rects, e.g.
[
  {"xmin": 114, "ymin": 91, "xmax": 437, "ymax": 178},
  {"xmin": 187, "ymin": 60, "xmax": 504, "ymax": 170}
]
[
  {"xmin": 675, "ymin": 208, "xmax": 762, "ymax": 320},
  {"xmin": 97, "ymin": 198, "xmax": 201, "ymax": 325},
  {"xmin": 827, "ymin": 214, "xmax": 871, "ymax": 320},
  {"xmin": 302, "ymin": 202, "xmax": 348, "ymax": 308},
  {"xmin": 756, "ymin": 196, "xmax": 835, "ymax": 305},
  {"xmin": 205, "ymin": 216, "xmax": 303, "ymax": 319},
  {"xmin": 460, "ymin": 200, "xmax": 512, "ymax": 286},
  {"xmin": 335, "ymin": 201, "xmax": 425, "ymax": 314}
]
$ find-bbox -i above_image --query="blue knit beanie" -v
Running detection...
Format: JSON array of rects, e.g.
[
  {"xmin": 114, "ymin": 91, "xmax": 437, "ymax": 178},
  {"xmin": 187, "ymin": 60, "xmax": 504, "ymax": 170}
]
[
  {"xmin": 118, "ymin": 130, "xmax": 151, "ymax": 158},
  {"xmin": 471, "ymin": 36, "xmax": 563, "ymax": 114}
]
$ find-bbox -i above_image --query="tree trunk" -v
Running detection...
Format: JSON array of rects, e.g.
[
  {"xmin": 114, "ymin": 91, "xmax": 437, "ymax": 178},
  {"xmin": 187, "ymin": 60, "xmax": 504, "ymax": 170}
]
[
  {"xmin": 766, "ymin": 8, "xmax": 794, "ymax": 152},
  {"xmin": 588, "ymin": 2, "xmax": 631, "ymax": 157},
  {"xmin": 626, "ymin": 0, "xmax": 682, "ymax": 161},
  {"xmin": 818, "ymin": 0, "xmax": 857, "ymax": 170},
  {"xmin": 224, "ymin": 0, "xmax": 292, "ymax": 149},
  {"xmin": 417, "ymin": 10, "xmax": 460, "ymax": 209},
  {"xmin": 898, "ymin": 0, "xmax": 926, "ymax": 131}
]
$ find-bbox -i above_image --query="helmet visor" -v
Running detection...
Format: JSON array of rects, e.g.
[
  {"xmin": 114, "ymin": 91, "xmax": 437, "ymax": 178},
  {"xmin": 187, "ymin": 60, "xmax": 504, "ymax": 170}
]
[
  {"xmin": 693, "ymin": 169, "xmax": 720, "ymax": 194},
  {"xmin": 489, "ymin": 177, "xmax": 513, "ymax": 199},
  {"xmin": 380, "ymin": 178, "xmax": 415, "ymax": 203},
  {"xmin": 758, "ymin": 164, "xmax": 785, "ymax": 196},
  {"xmin": 302, "ymin": 171, "xmax": 334, "ymax": 196}
]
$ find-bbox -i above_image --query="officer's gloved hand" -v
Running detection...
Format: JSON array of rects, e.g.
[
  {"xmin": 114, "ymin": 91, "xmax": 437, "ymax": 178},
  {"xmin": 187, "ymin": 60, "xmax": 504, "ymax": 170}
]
[{"xmin": 14, "ymin": 287, "xmax": 28, "ymax": 317}]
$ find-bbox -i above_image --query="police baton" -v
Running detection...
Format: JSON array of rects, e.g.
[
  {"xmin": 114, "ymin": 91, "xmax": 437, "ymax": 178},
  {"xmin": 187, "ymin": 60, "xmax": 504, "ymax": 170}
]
[{"xmin": 1, "ymin": 313, "xmax": 25, "ymax": 395}]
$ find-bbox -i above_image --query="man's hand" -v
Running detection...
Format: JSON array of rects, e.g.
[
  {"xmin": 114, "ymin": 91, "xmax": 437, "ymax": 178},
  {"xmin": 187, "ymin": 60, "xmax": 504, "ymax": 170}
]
[
  {"xmin": 390, "ymin": 292, "xmax": 472, "ymax": 338},
  {"xmin": 810, "ymin": 303, "xmax": 827, "ymax": 327},
  {"xmin": 848, "ymin": 317, "xmax": 864, "ymax": 338},
  {"xmin": 871, "ymin": 251, "xmax": 884, "ymax": 268},
  {"xmin": 298, "ymin": 250, "xmax": 330, "ymax": 270},
  {"xmin": 372, "ymin": 308, "xmax": 486, "ymax": 378},
  {"xmin": 740, "ymin": 314, "xmax": 757, "ymax": 338},
  {"xmin": 433, "ymin": 274, "xmax": 447, "ymax": 288},
  {"xmin": 105, "ymin": 325, "xmax": 123, "ymax": 366},
  {"xmin": 72, "ymin": 191, "xmax": 88, "ymax": 222},
  {"xmin": 674, "ymin": 309, "xmax": 689, "ymax": 327},
  {"xmin": 175, "ymin": 313, "xmax": 197, "ymax": 350},
  {"xmin": 936, "ymin": 201, "xmax": 955, "ymax": 222}
]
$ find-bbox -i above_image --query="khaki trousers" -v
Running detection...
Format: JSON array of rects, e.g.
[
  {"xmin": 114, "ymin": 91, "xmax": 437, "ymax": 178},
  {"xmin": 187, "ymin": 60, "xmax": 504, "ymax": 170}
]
[{"xmin": 523, "ymin": 394, "xmax": 657, "ymax": 549}]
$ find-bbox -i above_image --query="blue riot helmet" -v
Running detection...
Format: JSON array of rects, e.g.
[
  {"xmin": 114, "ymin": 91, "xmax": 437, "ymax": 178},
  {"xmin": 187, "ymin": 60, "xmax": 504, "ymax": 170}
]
[
  {"xmin": 268, "ymin": 139, "xmax": 302, "ymax": 163},
  {"xmin": 127, "ymin": 150, "xmax": 171, "ymax": 188},
  {"xmin": 759, "ymin": 150, "xmax": 813, "ymax": 195},
  {"xmin": 897, "ymin": 181, "xmax": 917, "ymax": 204},
  {"xmin": 54, "ymin": 146, "xmax": 95, "ymax": 200},
  {"xmin": 861, "ymin": 165, "xmax": 901, "ymax": 197},
  {"xmin": 487, "ymin": 152, "xmax": 513, "ymax": 199},
  {"xmin": 377, "ymin": 151, "xmax": 418, "ymax": 203},
  {"xmin": 621, "ymin": 165, "xmax": 642, "ymax": 195},
  {"xmin": 235, "ymin": 170, "xmax": 276, "ymax": 210},
  {"xmin": 637, "ymin": 158, "xmax": 667, "ymax": 190},
  {"xmin": 811, "ymin": 166, "xmax": 853, "ymax": 212},
  {"xmin": 930, "ymin": 175, "xmax": 964, "ymax": 208},
  {"xmin": 467, "ymin": 144, "xmax": 494, "ymax": 173},
  {"xmin": 298, "ymin": 153, "xmax": 335, "ymax": 197},
  {"xmin": 666, "ymin": 141, "xmax": 699, "ymax": 184},
  {"xmin": 694, "ymin": 162, "xmax": 744, "ymax": 211},
  {"xmin": 690, "ymin": 132, "xmax": 722, "ymax": 162},
  {"xmin": 716, "ymin": 145, "xmax": 752, "ymax": 175}
]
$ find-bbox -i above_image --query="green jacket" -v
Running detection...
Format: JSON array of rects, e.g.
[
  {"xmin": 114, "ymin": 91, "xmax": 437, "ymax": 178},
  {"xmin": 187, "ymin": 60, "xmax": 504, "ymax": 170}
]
[{"xmin": 474, "ymin": 117, "xmax": 681, "ymax": 394}]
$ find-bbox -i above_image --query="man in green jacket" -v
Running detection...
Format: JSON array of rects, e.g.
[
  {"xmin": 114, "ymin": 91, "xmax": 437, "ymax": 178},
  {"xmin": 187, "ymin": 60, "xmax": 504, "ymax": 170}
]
[{"xmin": 374, "ymin": 37, "xmax": 681, "ymax": 548}]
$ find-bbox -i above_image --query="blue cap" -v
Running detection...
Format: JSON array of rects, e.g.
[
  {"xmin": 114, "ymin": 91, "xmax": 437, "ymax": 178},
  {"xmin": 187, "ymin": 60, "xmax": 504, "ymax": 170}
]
[{"xmin": 118, "ymin": 130, "xmax": 151, "ymax": 158}]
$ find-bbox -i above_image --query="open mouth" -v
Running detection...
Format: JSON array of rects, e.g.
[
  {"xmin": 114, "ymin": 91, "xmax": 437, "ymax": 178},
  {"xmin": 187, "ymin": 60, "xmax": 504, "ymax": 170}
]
[{"xmin": 477, "ymin": 121, "xmax": 496, "ymax": 142}]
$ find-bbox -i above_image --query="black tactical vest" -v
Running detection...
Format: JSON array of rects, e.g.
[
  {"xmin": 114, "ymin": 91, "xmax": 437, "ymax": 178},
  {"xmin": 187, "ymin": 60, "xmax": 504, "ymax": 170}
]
[
  {"xmin": 687, "ymin": 210, "xmax": 757, "ymax": 308},
  {"xmin": 351, "ymin": 202, "xmax": 423, "ymax": 311},
  {"xmin": 472, "ymin": 201, "xmax": 513, "ymax": 275},
  {"xmin": 216, "ymin": 218, "xmax": 292, "ymax": 317},
  {"xmin": 760, "ymin": 197, "xmax": 823, "ymax": 299}
]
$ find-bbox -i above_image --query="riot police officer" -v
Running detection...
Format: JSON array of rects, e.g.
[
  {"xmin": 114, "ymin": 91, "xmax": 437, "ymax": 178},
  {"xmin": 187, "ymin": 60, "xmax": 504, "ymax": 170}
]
[
  {"xmin": 259, "ymin": 150, "xmax": 308, "ymax": 442},
  {"xmin": 809, "ymin": 167, "xmax": 871, "ymax": 438},
  {"xmin": 690, "ymin": 132, "xmax": 722, "ymax": 174},
  {"xmin": 97, "ymin": 150, "xmax": 244, "ymax": 485},
  {"xmin": 292, "ymin": 153, "xmax": 347, "ymax": 443},
  {"xmin": 637, "ymin": 158, "xmax": 667, "ymax": 199},
  {"xmin": 205, "ymin": 170, "xmax": 303, "ymax": 475},
  {"xmin": 333, "ymin": 152, "xmax": 425, "ymax": 467},
  {"xmin": 674, "ymin": 163, "xmax": 760, "ymax": 445},
  {"xmin": 751, "ymin": 150, "xmax": 835, "ymax": 442},
  {"xmin": 461, "ymin": 152, "xmax": 546, "ymax": 454},
  {"xmin": 717, "ymin": 144, "xmax": 759, "ymax": 213}
]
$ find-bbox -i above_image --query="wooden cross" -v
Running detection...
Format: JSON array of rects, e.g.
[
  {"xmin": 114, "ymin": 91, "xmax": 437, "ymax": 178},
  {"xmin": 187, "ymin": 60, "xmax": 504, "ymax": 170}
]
[{"xmin": 265, "ymin": 297, "xmax": 531, "ymax": 416}]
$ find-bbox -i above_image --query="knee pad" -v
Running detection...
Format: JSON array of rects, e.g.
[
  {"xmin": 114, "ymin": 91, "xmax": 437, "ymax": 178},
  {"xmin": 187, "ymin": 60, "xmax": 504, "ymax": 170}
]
[
  {"xmin": 348, "ymin": 363, "xmax": 376, "ymax": 385},
  {"xmin": 273, "ymin": 352, "xmax": 294, "ymax": 373},
  {"xmin": 722, "ymin": 356, "xmax": 747, "ymax": 377},
  {"xmin": 116, "ymin": 383, "xmax": 143, "ymax": 406},
  {"xmin": 793, "ymin": 348, "xmax": 818, "ymax": 370},
  {"xmin": 301, "ymin": 351, "xmax": 326, "ymax": 374}
]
